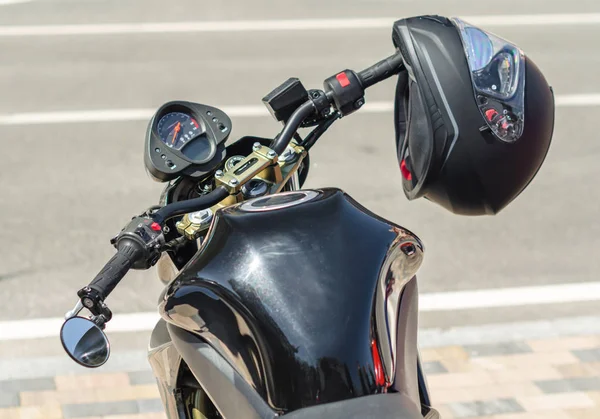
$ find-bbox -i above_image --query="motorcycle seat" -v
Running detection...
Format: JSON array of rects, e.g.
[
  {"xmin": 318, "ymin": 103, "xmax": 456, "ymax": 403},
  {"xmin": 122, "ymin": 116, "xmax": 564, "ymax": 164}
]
[{"xmin": 282, "ymin": 393, "xmax": 423, "ymax": 418}]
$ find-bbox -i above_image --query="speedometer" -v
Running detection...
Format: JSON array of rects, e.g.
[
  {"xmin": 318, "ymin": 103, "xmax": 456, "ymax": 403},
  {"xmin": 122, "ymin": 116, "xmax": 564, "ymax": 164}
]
[{"xmin": 157, "ymin": 112, "xmax": 202, "ymax": 151}]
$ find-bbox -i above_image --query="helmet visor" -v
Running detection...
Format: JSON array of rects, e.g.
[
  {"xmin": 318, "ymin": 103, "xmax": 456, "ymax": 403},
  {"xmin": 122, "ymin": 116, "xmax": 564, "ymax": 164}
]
[{"xmin": 451, "ymin": 18, "xmax": 525, "ymax": 143}]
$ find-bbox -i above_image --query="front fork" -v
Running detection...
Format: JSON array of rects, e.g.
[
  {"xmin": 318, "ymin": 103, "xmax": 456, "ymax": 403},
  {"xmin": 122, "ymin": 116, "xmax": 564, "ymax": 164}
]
[
  {"xmin": 418, "ymin": 355, "xmax": 440, "ymax": 418},
  {"xmin": 417, "ymin": 354, "xmax": 432, "ymax": 408}
]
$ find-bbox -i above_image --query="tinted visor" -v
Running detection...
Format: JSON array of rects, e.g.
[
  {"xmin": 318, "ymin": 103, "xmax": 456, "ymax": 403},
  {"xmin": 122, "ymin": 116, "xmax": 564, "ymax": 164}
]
[{"xmin": 451, "ymin": 18, "xmax": 525, "ymax": 143}]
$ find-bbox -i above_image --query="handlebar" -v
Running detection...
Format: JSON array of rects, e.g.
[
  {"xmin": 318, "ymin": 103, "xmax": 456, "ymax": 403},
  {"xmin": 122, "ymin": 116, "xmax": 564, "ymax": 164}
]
[{"xmin": 74, "ymin": 51, "xmax": 405, "ymax": 323}]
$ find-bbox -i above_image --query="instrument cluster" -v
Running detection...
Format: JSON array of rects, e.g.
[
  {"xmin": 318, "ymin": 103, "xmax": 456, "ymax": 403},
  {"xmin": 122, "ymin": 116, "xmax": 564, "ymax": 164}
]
[{"xmin": 144, "ymin": 101, "xmax": 232, "ymax": 182}]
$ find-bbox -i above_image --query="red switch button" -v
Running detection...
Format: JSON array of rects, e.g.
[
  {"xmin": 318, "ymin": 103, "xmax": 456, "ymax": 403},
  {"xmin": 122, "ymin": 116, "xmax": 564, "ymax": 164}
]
[{"xmin": 336, "ymin": 72, "xmax": 351, "ymax": 88}]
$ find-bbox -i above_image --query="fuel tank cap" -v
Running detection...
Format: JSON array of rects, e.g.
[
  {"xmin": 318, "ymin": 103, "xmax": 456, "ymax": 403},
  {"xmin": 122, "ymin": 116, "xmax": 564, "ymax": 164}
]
[{"xmin": 239, "ymin": 190, "xmax": 319, "ymax": 212}]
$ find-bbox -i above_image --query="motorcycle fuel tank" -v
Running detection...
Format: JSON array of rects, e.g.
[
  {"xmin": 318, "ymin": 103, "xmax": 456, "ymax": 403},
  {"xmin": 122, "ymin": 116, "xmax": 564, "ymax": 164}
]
[{"xmin": 159, "ymin": 188, "xmax": 424, "ymax": 412}]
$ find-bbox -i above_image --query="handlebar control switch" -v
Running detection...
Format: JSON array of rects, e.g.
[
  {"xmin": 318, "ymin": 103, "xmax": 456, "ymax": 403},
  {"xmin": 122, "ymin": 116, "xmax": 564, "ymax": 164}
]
[
  {"xmin": 323, "ymin": 70, "xmax": 365, "ymax": 117},
  {"xmin": 111, "ymin": 216, "xmax": 165, "ymax": 270},
  {"xmin": 300, "ymin": 89, "xmax": 332, "ymax": 127}
]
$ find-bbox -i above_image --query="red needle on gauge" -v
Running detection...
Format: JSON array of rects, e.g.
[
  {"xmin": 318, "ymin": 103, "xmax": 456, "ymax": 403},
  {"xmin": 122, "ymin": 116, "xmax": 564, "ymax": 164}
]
[{"xmin": 171, "ymin": 122, "xmax": 181, "ymax": 145}]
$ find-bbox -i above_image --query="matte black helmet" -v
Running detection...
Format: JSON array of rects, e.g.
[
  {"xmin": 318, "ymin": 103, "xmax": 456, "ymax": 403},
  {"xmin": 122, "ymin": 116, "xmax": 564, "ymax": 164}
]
[{"xmin": 392, "ymin": 16, "xmax": 555, "ymax": 215}]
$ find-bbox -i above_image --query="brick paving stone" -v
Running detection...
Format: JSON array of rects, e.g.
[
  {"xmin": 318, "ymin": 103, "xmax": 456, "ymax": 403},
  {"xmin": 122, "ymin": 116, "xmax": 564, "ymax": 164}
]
[
  {"xmin": 420, "ymin": 348, "xmax": 442, "ymax": 362},
  {"xmin": 0, "ymin": 391, "xmax": 19, "ymax": 408},
  {"xmin": 434, "ymin": 404, "xmax": 455, "ymax": 419},
  {"xmin": 19, "ymin": 384, "xmax": 160, "ymax": 406},
  {"xmin": 527, "ymin": 336, "xmax": 600, "ymax": 353},
  {"xmin": 517, "ymin": 392, "xmax": 595, "ymax": 411},
  {"xmin": 448, "ymin": 398, "xmax": 524, "ymax": 418},
  {"xmin": 488, "ymin": 366, "xmax": 562, "ymax": 384},
  {"xmin": 483, "ymin": 411, "xmax": 571, "ymax": 419},
  {"xmin": 466, "ymin": 356, "xmax": 507, "ymax": 372},
  {"xmin": 440, "ymin": 358, "xmax": 480, "ymax": 373},
  {"xmin": 558, "ymin": 363, "xmax": 600, "ymax": 378},
  {"xmin": 471, "ymin": 352, "xmax": 580, "ymax": 370},
  {"xmin": 435, "ymin": 346, "xmax": 470, "ymax": 362},
  {"xmin": 422, "ymin": 361, "xmax": 448, "ymax": 375},
  {"xmin": 566, "ymin": 407, "xmax": 600, "ymax": 419},
  {"xmin": 55, "ymin": 373, "xmax": 130, "ymax": 391},
  {"xmin": 102, "ymin": 413, "xmax": 167, "ymax": 419},
  {"xmin": 427, "ymin": 371, "xmax": 495, "ymax": 389},
  {"xmin": 435, "ymin": 388, "xmax": 475, "ymax": 405},
  {"xmin": 0, "ymin": 405, "xmax": 63, "ymax": 419},
  {"xmin": 136, "ymin": 398, "xmax": 164, "ymax": 413},
  {"xmin": 433, "ymin": 383, "xmax": 542, "ymax": 405},
  {"xmin": 464, "ymin": 342, "xmax": 532, "ymax": 358},
  {"xmin": 127, "ymin": 371, "xmax": 157, "ymax": 386},
  {"xmin": 572, "ymin": 348, "xmax": 600, "ymax": 363},
  {"xmin": 19, "ymin": 390, "xmax": 61, "ymax": 407},
  {"xmin": 586, "ymin": 390, "xmax": 600, "ymax": 404},
  {"xmin": 0, "ymin": 378, "xmax": 56, "ymax": 392},
  {"xmin": 535, "ymin": 377, "xmax": 600, "ymax": 394},
  {"xmin": 62, "ymin": 401, "xmax": 138, "ymax": 418}
]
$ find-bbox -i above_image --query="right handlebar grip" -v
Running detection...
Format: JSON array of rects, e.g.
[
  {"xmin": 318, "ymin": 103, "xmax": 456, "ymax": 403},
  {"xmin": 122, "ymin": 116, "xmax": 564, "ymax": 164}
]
[
  {"xmin": 358, "ymin": 52, "xmax": 404, "ymax": 89},
  {"xmin": 88, "ymin": 239, "xmax": 144, "ymax": 299}
]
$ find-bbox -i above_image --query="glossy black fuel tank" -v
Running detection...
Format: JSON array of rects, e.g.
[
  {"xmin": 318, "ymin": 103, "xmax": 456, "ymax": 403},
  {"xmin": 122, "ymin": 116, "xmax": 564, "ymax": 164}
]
[{"xmin": 159, "ymin": 188, "xmax": 423, "ymax": 413}]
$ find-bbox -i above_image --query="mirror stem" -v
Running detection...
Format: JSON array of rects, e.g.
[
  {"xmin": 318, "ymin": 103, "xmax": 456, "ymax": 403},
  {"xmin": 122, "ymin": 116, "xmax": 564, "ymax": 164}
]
[{"xmin": 64, "ymin": 300, "xmax": 84, "ymax": 320}]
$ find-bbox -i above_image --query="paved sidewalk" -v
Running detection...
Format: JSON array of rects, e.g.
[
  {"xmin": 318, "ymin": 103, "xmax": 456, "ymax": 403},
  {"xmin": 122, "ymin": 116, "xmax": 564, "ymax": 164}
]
[{"xmin": 1, "ymin": 335, "xmax": 599, "ymax": 419}]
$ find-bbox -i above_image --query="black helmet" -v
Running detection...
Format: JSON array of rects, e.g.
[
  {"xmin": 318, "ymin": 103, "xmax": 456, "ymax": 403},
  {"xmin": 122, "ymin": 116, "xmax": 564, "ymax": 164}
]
[{"xmin": 392, "ymin": 15, "xmax": 555, "ymax": 215}]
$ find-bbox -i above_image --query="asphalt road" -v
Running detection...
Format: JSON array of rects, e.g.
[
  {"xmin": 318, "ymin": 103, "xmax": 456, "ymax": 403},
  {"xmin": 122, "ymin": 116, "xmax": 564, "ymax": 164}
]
[{"xmin": 0, "ymin": 0, "xmax": 599, "ymax": 332}]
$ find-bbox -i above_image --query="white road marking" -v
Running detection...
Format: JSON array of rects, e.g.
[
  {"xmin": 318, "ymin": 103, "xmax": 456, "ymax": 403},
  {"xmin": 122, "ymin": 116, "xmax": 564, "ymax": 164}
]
[
  {"xmin": 0, "ymin": 13, "xmax": 599, "ymax": 37},
  {"xmin": 1, "ymin": 281, "xmax": 599, "ymax": 341},
  {"xmin": 0, "ymin": 0, "xmax": 31, "ymax": 5},
  {"xmin": 553, "ymin": 93, "xmax": 600, "ymax": 107},
  {"xmin": 0, "ymin": 313, "xmax": 162, "ymax": 341},
  {"xmin": 419, "ymin": 281, "xmax": 600, "ymax": 312},
  {"xmin": 0, "ymin": 93, "xmax": 595, "ymax": 126}
]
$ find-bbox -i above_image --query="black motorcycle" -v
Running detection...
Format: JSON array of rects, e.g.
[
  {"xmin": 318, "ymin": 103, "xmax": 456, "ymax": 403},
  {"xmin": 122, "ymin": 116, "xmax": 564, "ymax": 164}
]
[{"xmin": 60, "ymin": 15, "xmax": 555, "ymax": 419}]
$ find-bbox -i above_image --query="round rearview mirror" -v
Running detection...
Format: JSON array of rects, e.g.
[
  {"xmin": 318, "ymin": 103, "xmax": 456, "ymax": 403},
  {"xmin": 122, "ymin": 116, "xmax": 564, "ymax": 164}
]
[{"xmin": 60, "ymin": 317, "xmax": 110, "ymax": 368}]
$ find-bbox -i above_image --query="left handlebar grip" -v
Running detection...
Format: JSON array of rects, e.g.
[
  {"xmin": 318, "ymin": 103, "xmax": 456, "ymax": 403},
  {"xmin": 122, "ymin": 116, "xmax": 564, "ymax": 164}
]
[{"xmin": 88, "ymin": 239, "xmax": 144, "ymax": 300}]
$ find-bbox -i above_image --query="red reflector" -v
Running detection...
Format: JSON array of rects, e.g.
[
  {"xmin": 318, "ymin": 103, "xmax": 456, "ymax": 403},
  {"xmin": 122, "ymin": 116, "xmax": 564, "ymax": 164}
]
[
  {"xmin": 371, "ymin": 339, "xmax": 386, "ymax": 387},
  {"xmin": 400, "ymin": 159, "xmax": 412, "ymax": 181},
  {"xmin": 485, "ymin": 109, "xmax": 498, "ymax": 121},
  {"xmin": 150, "ymin": 222, "xmax": 162, "ymax": 231},
  {"xmin": 336, "ymin": 72, "xmax": 351, "ymax": 88}
]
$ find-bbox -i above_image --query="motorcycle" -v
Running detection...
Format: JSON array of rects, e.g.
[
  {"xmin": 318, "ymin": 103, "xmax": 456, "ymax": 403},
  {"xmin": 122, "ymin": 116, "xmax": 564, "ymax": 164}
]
[{"xmin": 59, "ymin": 15, "xmax": 555, "ymax": 419}]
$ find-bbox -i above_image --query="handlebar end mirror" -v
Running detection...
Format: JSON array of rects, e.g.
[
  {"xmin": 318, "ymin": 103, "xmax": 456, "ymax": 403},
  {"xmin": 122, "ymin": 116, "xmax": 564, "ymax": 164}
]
[{"xmin": 60, "ymin": 317, "xmax": 110, "ymax": 368}]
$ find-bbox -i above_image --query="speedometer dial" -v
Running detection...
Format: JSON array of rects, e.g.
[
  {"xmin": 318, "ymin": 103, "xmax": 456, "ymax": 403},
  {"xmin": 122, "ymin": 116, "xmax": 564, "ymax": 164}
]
[{"xmin": 157, "ymin": 112, "xmax": 202, "ymax": 150}]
